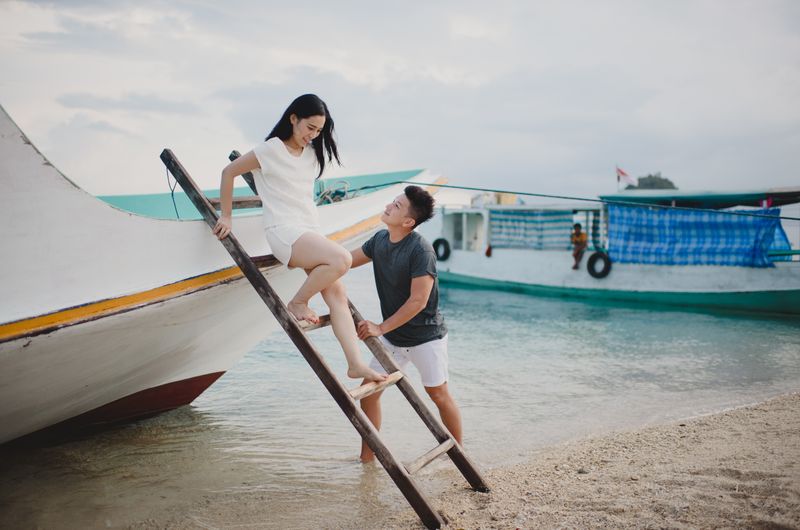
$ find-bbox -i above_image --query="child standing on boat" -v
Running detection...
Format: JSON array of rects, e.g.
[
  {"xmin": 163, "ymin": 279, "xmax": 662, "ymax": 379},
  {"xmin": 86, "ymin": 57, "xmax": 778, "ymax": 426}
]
[
  {"xmin": 212, "ymin": 94, "xmax": 384, "ymax": 383},
  {"xmin": 351, "ymin": 186, "xmax": 463, "ymax": 462},
  {"xmin": 571, "ymin": 223, "xmax": 588, "ymax": 270}
]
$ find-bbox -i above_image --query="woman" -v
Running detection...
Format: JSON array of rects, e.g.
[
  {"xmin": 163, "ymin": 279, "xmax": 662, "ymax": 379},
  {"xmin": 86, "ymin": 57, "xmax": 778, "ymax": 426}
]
[{"xmin": 213, "ymin": 94, "xmax": 385, "ymax": 382}]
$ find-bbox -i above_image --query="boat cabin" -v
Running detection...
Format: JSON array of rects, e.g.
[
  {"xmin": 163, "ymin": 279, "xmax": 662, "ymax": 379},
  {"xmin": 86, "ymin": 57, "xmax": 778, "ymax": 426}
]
[
  {"xmin": 432, "ymin": 203, "xmax": 603, "ymax": 256},
  {"xmin": 429, "ymin": 187, "xmax": 799, "ymax": 267}
]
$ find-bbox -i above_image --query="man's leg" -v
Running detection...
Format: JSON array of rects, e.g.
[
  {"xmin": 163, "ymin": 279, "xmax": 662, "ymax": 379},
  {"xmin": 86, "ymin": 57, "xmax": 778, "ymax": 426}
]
[
  {"xmin": 424, "ymin": 383, "xmax": 462, "ymax": 445},
  {"xmin": 359, "ymin": 388, "xmax": 384, "ymax": 462}
]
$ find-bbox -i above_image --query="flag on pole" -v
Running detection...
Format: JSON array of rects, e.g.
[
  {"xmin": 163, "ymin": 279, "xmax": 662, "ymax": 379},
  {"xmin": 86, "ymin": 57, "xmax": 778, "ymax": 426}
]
[{"xmin": 616, "ymin": 166, "xmax": 637, "ymax": 187}]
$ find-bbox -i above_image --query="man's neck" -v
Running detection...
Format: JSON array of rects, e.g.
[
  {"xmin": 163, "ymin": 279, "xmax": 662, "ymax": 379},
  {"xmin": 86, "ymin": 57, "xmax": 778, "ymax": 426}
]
[{"xmin": 387, "ymin": 225, "xmax": 413, "ymax": 243}]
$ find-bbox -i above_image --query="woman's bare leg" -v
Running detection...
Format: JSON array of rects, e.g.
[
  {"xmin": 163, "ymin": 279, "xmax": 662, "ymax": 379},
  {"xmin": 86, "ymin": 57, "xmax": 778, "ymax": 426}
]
[
  {"xmin": 286, "ymin": 232, "xmax": 352, "ymax": 324},
  {"xmin": 284, "ymin": 232, "xmax": 384, "ymax": 381},
  {"xmin": 321, "ymin": 280, "xmax": 386, "ymax": 382}
]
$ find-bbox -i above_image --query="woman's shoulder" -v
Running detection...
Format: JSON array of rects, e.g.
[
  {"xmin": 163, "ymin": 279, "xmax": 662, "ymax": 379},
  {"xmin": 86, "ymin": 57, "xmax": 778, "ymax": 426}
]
[
  {"xmin": 255, "ymin": 136, "xmax": 282, "ymax": 150},
  {"xmin": 259, "ymin": 136, "xmax": 283, "ymax": 151},
  {"xmin": 252, "ymin": 137, "xmax": 284, "ymax": 162}
]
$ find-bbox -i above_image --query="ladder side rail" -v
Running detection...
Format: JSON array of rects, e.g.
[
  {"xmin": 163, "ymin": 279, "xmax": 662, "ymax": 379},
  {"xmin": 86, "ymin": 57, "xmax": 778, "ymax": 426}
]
[
  {"xmin": 349, "ymin": 302, "xmax": 490, "ymax": 493},
  {"xmin": 160, "ymin": 149, "xmax": 445, "ymax": 529},
  {"xmin": 229, "ymin": 149, "xmax": 258, "ymax": 194}
]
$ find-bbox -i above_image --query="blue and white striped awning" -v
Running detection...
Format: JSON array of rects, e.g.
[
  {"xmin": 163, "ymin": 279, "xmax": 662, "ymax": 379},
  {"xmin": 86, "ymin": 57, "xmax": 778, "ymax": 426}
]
[{"xmin": 489, "ymin": 209, "xmax": 574, "ymax": 250}]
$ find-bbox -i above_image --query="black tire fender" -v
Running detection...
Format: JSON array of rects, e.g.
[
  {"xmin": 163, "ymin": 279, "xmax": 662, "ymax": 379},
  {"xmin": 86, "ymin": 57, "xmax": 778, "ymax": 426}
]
[
  {"xmin": 587, "ymin": 252, "xmax": 612, "ymax": 279},
  {"xmin": 432, "ymin": 238, "xmax": 451, "ymax": 261}
]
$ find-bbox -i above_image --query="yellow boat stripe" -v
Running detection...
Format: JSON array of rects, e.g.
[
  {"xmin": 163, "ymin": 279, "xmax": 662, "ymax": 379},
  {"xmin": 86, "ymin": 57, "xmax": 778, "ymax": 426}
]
[
  {"xmin": 0, "ymin": 267, "xmax": 244, "ymax": 343},
  {"xmin": 0, "ymin": 178, "xmax": 446, "ymax": 343}
]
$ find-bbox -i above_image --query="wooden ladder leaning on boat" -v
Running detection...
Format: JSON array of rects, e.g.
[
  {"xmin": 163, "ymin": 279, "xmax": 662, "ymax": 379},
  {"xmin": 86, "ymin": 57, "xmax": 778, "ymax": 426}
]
[{"xmin": 160, "ymin": 149, "xmax": 489, "ymax": 530}]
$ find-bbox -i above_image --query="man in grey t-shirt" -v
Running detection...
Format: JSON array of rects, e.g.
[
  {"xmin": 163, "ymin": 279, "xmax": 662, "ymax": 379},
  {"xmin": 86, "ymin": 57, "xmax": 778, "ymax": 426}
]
[{"xmin": 351, "ymin": 185, "xmax": 463, "ymax": 463}]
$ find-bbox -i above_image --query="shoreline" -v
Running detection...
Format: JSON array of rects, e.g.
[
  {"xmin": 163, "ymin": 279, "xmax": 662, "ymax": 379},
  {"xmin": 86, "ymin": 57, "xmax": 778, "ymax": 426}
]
[{"xmin": 379, "ymin": 391, "xmax": 800, "ymax": 529}]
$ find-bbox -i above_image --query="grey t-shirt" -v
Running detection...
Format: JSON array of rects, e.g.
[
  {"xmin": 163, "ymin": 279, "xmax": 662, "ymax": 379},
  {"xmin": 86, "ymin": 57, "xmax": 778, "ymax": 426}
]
[{"xmin": 362, "ymin": 230, "xmax": 447, "ymax": 347}]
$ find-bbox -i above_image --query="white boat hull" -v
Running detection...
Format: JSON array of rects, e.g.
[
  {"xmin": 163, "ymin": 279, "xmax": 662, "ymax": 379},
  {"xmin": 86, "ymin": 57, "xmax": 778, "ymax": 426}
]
[
  {"xmin": 419, "ymin": 208, "xmax": 800, "ymax": 315},
  {"xmin": 0, "ymin": 273, "xmax": 299, "ymax": 443},
  {"xmin": 0, "ymin": 104, "xmax": 439, "ymax": 443},
  {"xmin": 435, "ymin": 248, "xmax": 800, "ymax": 314}
]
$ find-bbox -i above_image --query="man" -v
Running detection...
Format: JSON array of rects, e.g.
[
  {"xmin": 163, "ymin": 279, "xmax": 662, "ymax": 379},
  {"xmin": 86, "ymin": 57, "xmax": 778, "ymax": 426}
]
[
  {"xmin": 350, "ymin": 185, "xmax": 462, "ymax": 463},
  {"xmin": 571, "ymin": 222, "xmax": 588, "ymax": 270}
]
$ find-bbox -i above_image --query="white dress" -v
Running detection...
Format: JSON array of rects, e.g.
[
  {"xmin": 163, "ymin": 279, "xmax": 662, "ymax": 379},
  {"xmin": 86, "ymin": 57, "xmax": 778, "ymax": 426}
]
[{"xmin": 251, "ymin": 137, "xmax": 320, "ymax": 265}]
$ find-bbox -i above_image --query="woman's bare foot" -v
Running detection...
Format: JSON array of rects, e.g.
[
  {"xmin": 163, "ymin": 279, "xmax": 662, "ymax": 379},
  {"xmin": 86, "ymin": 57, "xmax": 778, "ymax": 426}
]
[
  {"xmin": 347, "ymin": 364, "xmax": 387, "ymax": 383},
  {"xmin": 287, "ymin": 300, "xmax": 319, "ymax": 324}
]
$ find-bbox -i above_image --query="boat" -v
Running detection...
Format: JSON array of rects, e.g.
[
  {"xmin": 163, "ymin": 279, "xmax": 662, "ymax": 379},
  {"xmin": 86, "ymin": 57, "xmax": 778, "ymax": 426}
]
[
  {"xmin": 418, "ymin": 188, "xmax": 800, "ymax": 315},
  {"xmin": 0, "ymin": 104, "xmax": 440, "ymax": 444}
]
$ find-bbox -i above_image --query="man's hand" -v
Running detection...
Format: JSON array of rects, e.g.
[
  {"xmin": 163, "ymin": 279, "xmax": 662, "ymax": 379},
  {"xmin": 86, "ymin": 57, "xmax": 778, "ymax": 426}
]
[{"xmin": 357, "ymin": 320, "xmax": 383, "ymax": 340}]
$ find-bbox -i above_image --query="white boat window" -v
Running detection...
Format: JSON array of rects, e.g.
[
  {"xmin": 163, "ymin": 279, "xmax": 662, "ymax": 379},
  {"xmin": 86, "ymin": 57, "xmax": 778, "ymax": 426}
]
[{"xmin": 441, "ymin": 212, "xmax": 486, "ymax": 252}]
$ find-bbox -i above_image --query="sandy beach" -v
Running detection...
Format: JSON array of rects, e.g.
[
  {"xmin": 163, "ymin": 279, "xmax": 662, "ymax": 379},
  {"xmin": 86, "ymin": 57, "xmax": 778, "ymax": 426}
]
[
  {"xmin": 126, "ymin": 392, "xmax": 800, "ymax": 529},
  {"xmin": 378, "ymin": 392, "xmax": 800, "ymax": 530}
]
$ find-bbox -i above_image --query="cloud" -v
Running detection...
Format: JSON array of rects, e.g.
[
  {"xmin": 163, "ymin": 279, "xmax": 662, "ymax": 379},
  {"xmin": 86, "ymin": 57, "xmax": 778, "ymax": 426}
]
[
  {"xmin": 23, "ymin": 13, "xmax": 132, "ymax": 54},
  {"xmin": 0, "ymin": 0, "xmax": 798, "ymax": 198},
  {"xmin": 58, "ymin": 93, "xmax": 199, "ymax": 114}
]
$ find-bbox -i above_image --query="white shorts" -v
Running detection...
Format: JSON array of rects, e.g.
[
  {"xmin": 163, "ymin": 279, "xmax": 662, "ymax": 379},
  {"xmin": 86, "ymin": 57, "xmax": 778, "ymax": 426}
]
[
  {"xmin": 264, "ymin": 224, "xmax": 320, "ymax": 266},
  {"xmin": 369, "ymin": 335, "xmax": 449, "ymax": 388}
]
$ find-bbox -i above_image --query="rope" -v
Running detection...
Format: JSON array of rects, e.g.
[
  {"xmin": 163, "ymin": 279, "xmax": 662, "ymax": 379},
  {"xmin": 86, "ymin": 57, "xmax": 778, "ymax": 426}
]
[
  {"xmin": 352, "ymin": 181, "xmax": 800, "ymax": 222},
  {"xmin": 166, "ymin": 166, "xmax": 180, "ymax": 219}
]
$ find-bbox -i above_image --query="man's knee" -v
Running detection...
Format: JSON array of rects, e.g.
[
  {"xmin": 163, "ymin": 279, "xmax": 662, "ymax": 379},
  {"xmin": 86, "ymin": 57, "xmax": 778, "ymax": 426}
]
[{"xmin": 425, "ymin": 384, "xmax": 451, "ymax": 406}]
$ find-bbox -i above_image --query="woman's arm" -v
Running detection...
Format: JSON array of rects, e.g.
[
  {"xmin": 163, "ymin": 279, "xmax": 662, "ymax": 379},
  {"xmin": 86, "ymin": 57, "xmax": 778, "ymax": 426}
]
[{"xmin": 212, "ymin": 151, "xmax": 260, "ymax": 239}]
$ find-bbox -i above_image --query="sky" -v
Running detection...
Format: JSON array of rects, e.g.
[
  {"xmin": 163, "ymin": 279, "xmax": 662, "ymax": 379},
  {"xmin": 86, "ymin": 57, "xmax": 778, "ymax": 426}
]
[{"xmin": 0, "ymin": 0, "xmax": 798, "ymax": 197}]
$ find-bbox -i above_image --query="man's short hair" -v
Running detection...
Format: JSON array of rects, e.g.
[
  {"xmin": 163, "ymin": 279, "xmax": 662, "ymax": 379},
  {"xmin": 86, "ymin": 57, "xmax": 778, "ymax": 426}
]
[
  {"xmin": 404, "ymin": 185, "xmax": 435, "ymax": 226},
  {"xmin": 574, "ymin": 223, "xmax": 582, "ymax": 229}
]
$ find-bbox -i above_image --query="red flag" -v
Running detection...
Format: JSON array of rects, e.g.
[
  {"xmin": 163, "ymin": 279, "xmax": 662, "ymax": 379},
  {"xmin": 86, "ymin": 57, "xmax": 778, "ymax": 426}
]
[{"xmin": 616, "ymin": 166, "xmax": 636, "ymax": 186}]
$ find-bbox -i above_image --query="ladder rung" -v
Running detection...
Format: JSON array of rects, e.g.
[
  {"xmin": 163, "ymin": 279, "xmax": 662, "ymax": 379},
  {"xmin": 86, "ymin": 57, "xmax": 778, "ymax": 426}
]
[
  {"xmin": 348, "ymin": 371, "xmax": 404, "ymax": 401},
  {"xmin": 208, "ymin": 196, "xmax": 263, "ymax": 210},
  {"xmin": 299, "ymin": 314, "xmax": 331, "ymax": 331},
  {"xmin": 405, "ymin": 438, "xmax": 456, "ymax": 475}
]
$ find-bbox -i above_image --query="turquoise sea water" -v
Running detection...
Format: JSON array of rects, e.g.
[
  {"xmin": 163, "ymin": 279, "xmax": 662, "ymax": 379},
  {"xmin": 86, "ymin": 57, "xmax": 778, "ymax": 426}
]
[{"xmin": 1, "ymin": 265, "xmax": 799, "ymax": 528}]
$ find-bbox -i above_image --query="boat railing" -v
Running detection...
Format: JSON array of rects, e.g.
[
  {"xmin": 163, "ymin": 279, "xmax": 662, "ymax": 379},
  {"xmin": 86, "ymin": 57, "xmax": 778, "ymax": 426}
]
[{"xmin": 769, "ymin": 250, "xmax": 800, "ymax": 262}]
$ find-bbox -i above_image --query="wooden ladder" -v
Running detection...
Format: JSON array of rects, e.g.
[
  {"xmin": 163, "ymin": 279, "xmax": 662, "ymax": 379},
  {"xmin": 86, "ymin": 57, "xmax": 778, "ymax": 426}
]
[{"xmin": 160, "ymin": 149, "xmax": 489, "ymax": 529}]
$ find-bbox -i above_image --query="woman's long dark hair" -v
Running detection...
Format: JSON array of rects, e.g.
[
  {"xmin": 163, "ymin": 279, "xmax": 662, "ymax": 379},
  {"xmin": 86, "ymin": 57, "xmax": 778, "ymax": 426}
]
[{"xmin": 266, "ymin": 94, "xmax": 341, "ymax": 178}]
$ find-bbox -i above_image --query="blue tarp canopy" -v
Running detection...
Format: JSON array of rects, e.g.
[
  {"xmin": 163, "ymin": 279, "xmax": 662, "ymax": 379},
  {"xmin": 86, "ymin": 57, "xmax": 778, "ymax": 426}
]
[
  {"xmin": 599, "ymin": 188, "xmax": 800, "ymax": 209},
  {"xmin": 608, "ymin": 206, "xmax": 790, "ymax": 268}
]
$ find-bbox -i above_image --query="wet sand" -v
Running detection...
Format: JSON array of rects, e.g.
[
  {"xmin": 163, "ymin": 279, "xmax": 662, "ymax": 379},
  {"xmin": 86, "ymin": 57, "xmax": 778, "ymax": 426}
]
[
  {"xmin": 129, "ymin": 392, "xmax": 800, "ymax": 529},
  {"xmin": 381, "ymin": 391, "xmax": 800, "ymax": 529}
]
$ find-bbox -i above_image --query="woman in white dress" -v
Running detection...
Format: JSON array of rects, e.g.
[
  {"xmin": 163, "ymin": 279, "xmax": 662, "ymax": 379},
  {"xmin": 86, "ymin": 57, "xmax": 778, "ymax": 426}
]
[{"xmin": 213, "ymin": 94, "xmax": 385, "ymax": 382}]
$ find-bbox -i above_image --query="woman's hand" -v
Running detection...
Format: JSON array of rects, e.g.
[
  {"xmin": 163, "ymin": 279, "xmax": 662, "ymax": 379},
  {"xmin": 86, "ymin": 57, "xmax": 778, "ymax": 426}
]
[{"xmin": 213, "ymin": 215, "xmax": 232, "ymax": 239}]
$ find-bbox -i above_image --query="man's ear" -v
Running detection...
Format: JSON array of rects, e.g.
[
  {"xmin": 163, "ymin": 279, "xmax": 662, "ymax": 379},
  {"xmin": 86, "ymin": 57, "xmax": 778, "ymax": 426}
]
[{"xmin": 403, "ymin": 217, "xmax": 417, "ymax": 229}]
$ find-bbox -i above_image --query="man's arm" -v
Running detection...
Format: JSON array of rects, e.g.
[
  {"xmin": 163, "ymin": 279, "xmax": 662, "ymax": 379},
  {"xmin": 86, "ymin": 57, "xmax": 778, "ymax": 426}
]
[
  {"xmin": 350, "ymin": 247, "xmax": 372, "ymax": 268},
  {"xmin": 357, "ymin": 275, "xmax": 434, "ymax": 339}
]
